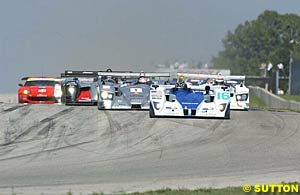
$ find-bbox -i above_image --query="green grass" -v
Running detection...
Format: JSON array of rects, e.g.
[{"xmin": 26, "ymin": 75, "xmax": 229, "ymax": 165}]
[
  {"xmin": 249, "ymin": 95, "xmax": 269, "ymax": 109},
  {"xmin": 281, "ymin": 95, "xmax": 300, "ymax": 102},
  {"xmin": 116, "ymin": 188, "xmax": 251, "ymax": 195},
  {"xmin": 63, "ymin": 185, "xmax": 300, "ymax": 195}
]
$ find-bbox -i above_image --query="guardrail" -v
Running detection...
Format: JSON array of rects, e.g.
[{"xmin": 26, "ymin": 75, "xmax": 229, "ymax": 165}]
[
  {"xmin": 0, "ymin": 94, "xmax": 18, "ymax": 104},
  {"xmin": 249, "ymin": 86, "xmax": 300, "ymax": 110}
]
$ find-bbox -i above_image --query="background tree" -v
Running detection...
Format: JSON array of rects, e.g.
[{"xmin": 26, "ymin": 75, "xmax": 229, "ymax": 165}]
[{"xmin": 212, "ymin": 10, "xmax": 300, "ymax": 77}]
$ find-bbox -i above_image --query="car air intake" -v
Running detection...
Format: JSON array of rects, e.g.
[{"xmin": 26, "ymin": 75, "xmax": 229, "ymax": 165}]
[
  {"xmin": 131, "ymin": 104, "xmax": 142, "ymax": 109},
  {"xmin": 191, "ymin": 109, "xmax": 196, "ymax": 116},
  {"xmin": 28, "ymin": 97, "xmax": 56, "ymax": 101},
  {"xmin": 184, "ymin": 109, "xmax": 188, "ymax": 116}
]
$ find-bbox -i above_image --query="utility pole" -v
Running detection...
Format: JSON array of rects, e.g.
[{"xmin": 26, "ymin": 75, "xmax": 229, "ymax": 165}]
[
  {"xmin": 276, "ymin": 63, "xmax": 284, "ymax": 95},
  {"xmin": 288, "ymin": 53, "xmax": 293, "ymax": 94}
]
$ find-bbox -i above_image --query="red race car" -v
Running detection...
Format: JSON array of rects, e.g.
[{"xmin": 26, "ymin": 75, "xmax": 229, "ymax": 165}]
[{"xmin": 18, "ymin": 77, "xmax": 62, "ymax": 104}]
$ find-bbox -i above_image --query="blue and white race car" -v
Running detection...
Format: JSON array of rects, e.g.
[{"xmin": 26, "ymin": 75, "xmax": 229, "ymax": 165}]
[
  {"xmin": 149, "ymin": 84, "xmax": 231, "ymax": 119},
  {"xmin": 180, "ymin": 73, "xmax": 249, "ymax": 111}
]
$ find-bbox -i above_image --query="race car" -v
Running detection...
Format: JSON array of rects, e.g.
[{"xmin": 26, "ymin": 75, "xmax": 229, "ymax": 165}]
[
  {"xmin": 179, "ymin": 72, "xmax": 249, "ymax": 110},
  {"xmin": 18, "ymin": 77, "xmax": 62, "ymax": 104},
  {"xmin": 61, "ymin": 70, "xmax": 99, "ymax": 105},
  {"xmin": 225, "ymin": 80, "xmax": 249, "ymax": 110},
  {"xmin": 97, "ymin": 72, "xmax": 170, "ymax": 110},
  {"xmin": 149, "ymin": 83, "xmax": 231, "ymax": 119}
]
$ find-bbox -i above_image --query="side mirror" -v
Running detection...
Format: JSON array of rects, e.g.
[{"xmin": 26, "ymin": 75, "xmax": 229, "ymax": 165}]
[{"xmin": 18, "ymin": 83, "xmax": 23, "ymax": 87}]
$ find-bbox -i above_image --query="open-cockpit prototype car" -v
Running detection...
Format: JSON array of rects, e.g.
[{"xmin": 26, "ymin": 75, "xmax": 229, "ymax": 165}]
[
  {"xmin": 97, "ymin": 72, "xmax": 170, "ymax": 110},
  {"xmin": 149, "ymin": 81, "xmax": 231, "ymax": 119},
  {"xmin": 61, "ymin": 70, "xmax": 99, "ymax": 105},
  {"xmin": 180, "ymin": 72, "xmax": 249, "ymax": 110},
  {"xmin": 18, "ymin": 77, "xmax": 62, "ymax": 104}
]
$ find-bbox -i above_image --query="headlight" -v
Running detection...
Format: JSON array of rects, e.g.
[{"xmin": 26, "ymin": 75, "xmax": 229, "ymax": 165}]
[
  {"xmin": 100, "ymin": 91, "xmax": 113, "ymax": 100},
  {"xmin": 68, "ymin": 87, "xmax": 75, "ymax": 94},
  {"xmin": 236, "ymin": 95, "xmax": 241, "ymax": 100},
  {"xmin": 101, "ymin": 91, "xmax": 108, "ymax": 99},
  {"xmin": 241, "ymin": 94, "xmax": 248, "ymax": 101},
  {"xmin": 218, "ymin": 104, "xmax": 226, "ymax": 112},
  {"xmin": 23, "ymin": 89, "xmax": 31, "ymax": 95},
  {"xmin": 153, "ymin": 102, "xmax": 161, "ymax": 110}
]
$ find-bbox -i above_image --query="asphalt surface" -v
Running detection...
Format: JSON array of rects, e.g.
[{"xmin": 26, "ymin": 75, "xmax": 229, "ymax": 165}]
[{"xmin": 0, "ymin": 103, "xmax": 300, "ymax": 195}]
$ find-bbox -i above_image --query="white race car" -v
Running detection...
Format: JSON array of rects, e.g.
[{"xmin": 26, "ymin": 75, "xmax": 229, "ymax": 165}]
[
  {"xmin": 149, "ymin": 84, "xmax": 231, "ymax": 119},
  {"xmin": 225, "ymin": 80, "xmax": 249, "ymax": 110},
  {"xmin": 182, "ymin": 73, "xmax": 249, "ymax": 111}
]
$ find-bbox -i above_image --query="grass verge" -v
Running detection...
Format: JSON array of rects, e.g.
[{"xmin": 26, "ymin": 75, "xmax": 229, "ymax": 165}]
[
  {"xmin": 63, "ymin": 185, "xmax": 300, "ymax": 195},
  {"xmin": 249, "ymin": 95, "xmax": 269, "ymax": 110},
  {"xmin": 281, "ymin": 95, "xmax": 300, "ymax": 102}
]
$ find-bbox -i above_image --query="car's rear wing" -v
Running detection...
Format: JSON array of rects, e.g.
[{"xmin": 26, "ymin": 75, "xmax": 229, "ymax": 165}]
[
  {"xmin": 177, "ymin": 73, "xmax": 245, "ymax": 81},
  {"xmin": 98, "ymin": 72, "xmax": 170, "ymax": 78},
  {"xmin": 61, "ymin": 70, "xmax": 99, "ymax": 78},
  {"xmin": 21, "ymin": 77, "xmax": 60, "ymax": 81}
]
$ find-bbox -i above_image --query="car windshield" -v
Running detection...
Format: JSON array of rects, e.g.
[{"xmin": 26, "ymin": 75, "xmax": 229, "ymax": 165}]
[{"xmin": 24, "ymin": 80, "xmax": 56, "ymax": 86}]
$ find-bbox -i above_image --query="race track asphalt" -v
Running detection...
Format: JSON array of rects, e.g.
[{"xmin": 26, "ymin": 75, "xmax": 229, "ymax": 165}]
[{"xmin": 0, "ymin": 103, "xmax": 300, "ymax": 195}]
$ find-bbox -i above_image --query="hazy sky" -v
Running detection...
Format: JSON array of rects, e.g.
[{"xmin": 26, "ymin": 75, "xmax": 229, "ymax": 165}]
[{"xmin": 1, "ymin": 0, "xmax": 300, "ymax": 93}]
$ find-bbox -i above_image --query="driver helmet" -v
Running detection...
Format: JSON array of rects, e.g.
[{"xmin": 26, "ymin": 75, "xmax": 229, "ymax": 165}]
[
  {"xmin": 177, "ymin": 74, "xmax": 186, "ymax": 83},
  {"xmin": 138, "ymin": 76, "xmax": 148, "ymax": 84},
  {"xmin": 215, "ymin": 76, "xmax": 224, "ymax": 85}
]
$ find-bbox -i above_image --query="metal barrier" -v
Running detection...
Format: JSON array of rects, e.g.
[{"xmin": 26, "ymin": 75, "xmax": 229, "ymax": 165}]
[{"xmin": 249, "ymin": 86, "xmax": 300, "ymax": 109}]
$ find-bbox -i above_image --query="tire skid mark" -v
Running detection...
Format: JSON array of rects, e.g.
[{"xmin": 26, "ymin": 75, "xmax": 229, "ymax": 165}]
[
  {"xmin": 103, "ymin": 111, "xmax": 122, "ymax": 144},
  {"xmin": 1, "ymin": 105, "xmax": 26, "ymax": 113},
  {"xmin": 30, "ymin": 107, "xmax": 104, "ymax": 160},
  {"xmin": 40, "ymin": 107, "xmax": 75, "ymax": 123},
  {"xmin": 270, "ymin": 111, "xmax": 299, "ymax": 144},
  {"xmin": 0, "ymin": 107, "xmax": 75, "ymax": 146},
  {"xmin": 0, "ymin": 140, "xmax": 94, "ymax": 162},
  {"xmin": 28, "ymin": 108, "xmax": 80, "ymax": 161}
]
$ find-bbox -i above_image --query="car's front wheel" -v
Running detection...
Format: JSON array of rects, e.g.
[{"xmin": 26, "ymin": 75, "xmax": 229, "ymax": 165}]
[
  {"xmin": 224, "ymin": 104, "xmax": 230, "ymax": 119},
  {"xmin": 149, "ymin": 106, "xmax": 156, "ymax": 118}
]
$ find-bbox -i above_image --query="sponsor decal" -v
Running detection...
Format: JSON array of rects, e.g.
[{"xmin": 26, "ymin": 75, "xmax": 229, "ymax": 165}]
[
  {"xmin": 202, "ymin": 107, "xmax": 214, "ymax": 110},
  {"xmin": 182, "ymin": 102, "xmax": 199, "ymax": 105},
  {"xmin": 38, "ymin": 89, "xmax": 47, "ymax": 93},
  {"xmin": 128, "ymin": 94, "xmax": 144, "ymax": 98},
  {"xmin": 151, "ymin": 91, "xmax": 163, "ymax": 99},
  {"xmin": 130, "ymin": 88, "xmax": 142, "ymax": 94}
]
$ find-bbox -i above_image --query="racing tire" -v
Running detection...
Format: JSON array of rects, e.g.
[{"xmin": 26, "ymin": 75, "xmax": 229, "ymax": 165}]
[
  {"xmin": 224, "ymin": 105, "xmax": 230, "ymax": 119},
  {"xmin": 97, "ymin": 101, "xmax": 104, "ymax": 110},
  {"xmin": 149, "ymin": 107, "xmax": 156, "ymax": 118}
]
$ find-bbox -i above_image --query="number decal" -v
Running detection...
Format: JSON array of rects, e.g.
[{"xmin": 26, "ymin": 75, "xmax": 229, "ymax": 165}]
[{"xmin": 216, "ymin": 92, "xmax": 230, "ymax": 100}]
